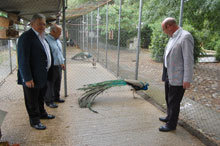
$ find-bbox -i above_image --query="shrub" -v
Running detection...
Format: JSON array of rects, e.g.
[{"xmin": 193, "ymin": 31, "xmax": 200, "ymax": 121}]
[
  {"xmin": 182, "ymin": 24, "xmax": 203, "ymax": 63},
  {"xmin": 149, "ymin": 23, "xmax": 168, "ymax": 62},
  {"xmin": 141, "ymin": 24, "xmax": 152, "ymax": 49},
  {"xmin": 214, "ymin": 40, "xmax": 220, "ymax": 61}
]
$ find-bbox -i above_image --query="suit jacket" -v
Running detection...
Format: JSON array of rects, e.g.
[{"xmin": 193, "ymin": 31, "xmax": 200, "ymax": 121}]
[
  {"xmin": 162, "ymin": 28, "xmax": 194, "ymax": 86},
  {"xmin": 17, "ymin": 28, "xmax": 49, "ymax": 88}
]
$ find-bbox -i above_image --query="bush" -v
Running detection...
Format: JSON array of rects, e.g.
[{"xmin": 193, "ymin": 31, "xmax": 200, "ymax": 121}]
[
  {"xmin": 214, "ymin": 40, "xmax": 220, "ymax": 61},
  {"xmin": 182, "ymin": 24, "xmax": 203, "ymax": 63},
  {"xmin": 199, "ymin": 29, "xmax": 218, "ymax": 50},
  {"xmin": 149, "ymin": 23, "xmax": 168, "ymax": 62},
  {"xmin": 100, "ymin": 29, "xmax": 137, "ymax": 48},
  {"xmin": 141, "ymin": 24, "xmax": 152, "ymax": 49}
]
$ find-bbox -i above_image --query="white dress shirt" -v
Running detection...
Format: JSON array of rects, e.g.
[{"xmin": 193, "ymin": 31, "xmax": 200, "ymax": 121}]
[{"xmin": 32, "ymin": 28, "xmax": 51, "ymax": 70}]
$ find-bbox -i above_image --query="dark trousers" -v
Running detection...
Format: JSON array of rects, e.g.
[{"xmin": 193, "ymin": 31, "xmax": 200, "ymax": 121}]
[
  {"xmin": 44, "ymin": 66, "xmax": 62, "ymax": 103},
  {"xmin": 23, "ymin": 85, "xmax": 47, "ymax": 125},
  {"xmin": 165, "ymin": 79, "xmax": 185, "ymax": 128}
]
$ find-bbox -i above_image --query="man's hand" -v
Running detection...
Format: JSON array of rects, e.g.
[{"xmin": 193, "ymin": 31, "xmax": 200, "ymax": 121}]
[
  {"xmin": 25, "ymin": 80, "xmax": 35, "ymax": 88},
  {"xmin": 61, "ymin": 64, "xmax": 65, "ymax": 70},
  {"xmin": 183, "ymin": 82, "xmax": 190, "ymax": 89}
]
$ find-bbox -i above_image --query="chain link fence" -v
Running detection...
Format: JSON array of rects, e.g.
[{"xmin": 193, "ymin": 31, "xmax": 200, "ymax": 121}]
[
  {"xmin": 0, "ymin": 40, "xmax": 17, "ymax": 85},
  {"xmin": 0, "ymin": 0, "xmax": 219, "ymax": 145},
  {"xmin": 66, "ymin": 0, "xmax": 220, "ymax": 145}
]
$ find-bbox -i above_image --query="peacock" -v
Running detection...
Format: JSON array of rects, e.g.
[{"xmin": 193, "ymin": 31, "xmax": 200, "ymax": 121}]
[
  {"xmin": 71, "ymin": 52, "xmax": 92, "ymax": 60},
  {"xmin": 78, "ymin": 79, "xmax": 149, "ymax": 113}
]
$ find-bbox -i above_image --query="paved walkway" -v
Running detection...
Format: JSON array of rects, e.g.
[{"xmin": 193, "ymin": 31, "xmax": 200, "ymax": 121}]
[{"xmin": 0, "ymin": 62, "xmax": 204, "ymax": 146}]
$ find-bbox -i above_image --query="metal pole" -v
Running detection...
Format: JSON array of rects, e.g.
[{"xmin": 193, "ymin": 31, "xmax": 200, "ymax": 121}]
[
  {"xmin": 116, "ymin": 0, "xmax": 122, "ymax": 77},
  {"xmin": 179, "ymin": 0, "xmax": 184, "ymax": 27},
  {"xmin": 78, "ymin": 18, "xmax": 80, "ymax": 46},
  {"xmin": 83, "ymin": 15, "xmax": 85, "ymax": 51},
  {"xmin": 97, "ymin": 7, "xmax": 100, "ymax": 62},
  {"xmin": 105, "ymin": 2, "xmax": 109, "ymax": 68},
  {"xmin": 87, "ymin": 14, "xmax": 89, "ymax": 52},
  {"xmin": 135, "ymin": 0, "xmax": 143, "ymax": 80},
  {"xmin": 8, "ymin": 40, "xmax": 12, "ymax": 74},
  {"xmin": 62, "ymin": 0, "xmax": 67, "ymax": 97},
  {"xmin": 91, "ymin": 12, "xmax": 93, "ymax": 52},
  {"xmin": 79, "ymin": 17, "xmax": 81, "ymax": 49},
  {"xmin": 76, "ymin": 19, "xmax": 78, "ymax": 46}
]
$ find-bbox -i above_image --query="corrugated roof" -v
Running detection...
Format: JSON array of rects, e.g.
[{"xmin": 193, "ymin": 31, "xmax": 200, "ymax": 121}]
[{"xmin": 0, "ymin": 0, "xmax": 62, "ymax": 21}]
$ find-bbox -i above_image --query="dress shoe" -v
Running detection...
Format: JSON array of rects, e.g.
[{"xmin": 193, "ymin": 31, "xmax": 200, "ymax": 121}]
[
  {"xmin": 31, "ymin": 123, "xmax": 46, "ymax": 130},
  {"xmin": 40, "ymin": 114, "xmax": 55, "ymax": 119},
  {"xmin": 55, "ymin": 98, "xmax": 65, "ymax": 103},
  {"xmin": 46, "ymin": 102, "xmax": 58, "ymax": 108},
  {"xmin": 159, "ymin": 117, "xmax": 168, "ymax": 123},
  {"xmin": 159, "ymin": 125, "xmax": 176, "ymax": 132}
]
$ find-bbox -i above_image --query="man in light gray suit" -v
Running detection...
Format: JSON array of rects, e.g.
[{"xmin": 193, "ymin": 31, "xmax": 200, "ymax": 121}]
[{"xmin": 159, "ymin": 17, "xmax": 194, "ymax": 132}]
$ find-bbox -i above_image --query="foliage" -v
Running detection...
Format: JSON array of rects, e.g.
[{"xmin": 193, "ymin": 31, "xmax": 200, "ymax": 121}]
[
  {"xmin": 142, "ymin": 0, "xmax": 180, "ymax": 24},
  {"xmin": 184, "ymin": 0, "xmax": 220, "ymax": 31},
  {"xmin": 97, "ymin": 1, "xmax": 139, "ymax": 47},
  {"xmin": 214, "ymin": 40, "xmax": 220, "ymax": 61},
  {"xmin": 0, "ymin": 12, "xmax": 7, "ymax": 17},
  {"xmin": 67, "ymin": 0, "xmax": 220, "ymax": 61},
  {"xmin": 149, "ymin": 22, "xmax": 168, "ymax": 62},
  {"xmin": 184, "ymin": 0, "xmax": 220, "ymax": 51},
  {"xmin": 141, "ymin": 24, "xmax": 152, "ymax": 49},
  {"xmin": 182, "ymin": 24, "xmax": 203, "ymax": 63}
]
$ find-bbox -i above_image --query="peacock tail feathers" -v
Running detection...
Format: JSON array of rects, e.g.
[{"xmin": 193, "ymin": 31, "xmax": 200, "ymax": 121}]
[{"xmin": 78, "ymin": 79, "xmax": 149, "ymax": 113}]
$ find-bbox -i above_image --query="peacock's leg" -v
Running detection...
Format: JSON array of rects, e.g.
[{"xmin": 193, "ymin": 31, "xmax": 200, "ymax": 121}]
[{"xmin": 131, "ymin": 89, "xmax": 137, "ymax": 99}]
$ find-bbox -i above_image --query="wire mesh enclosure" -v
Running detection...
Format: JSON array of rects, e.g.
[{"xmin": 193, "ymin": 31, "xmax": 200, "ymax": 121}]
[
  {"xmin": 0, "ymin": 0, "xmax": 219, "ymax": 145},
  {"xmin": 66, "ymin": 0, "xmax": 220, "ymax": 145}
]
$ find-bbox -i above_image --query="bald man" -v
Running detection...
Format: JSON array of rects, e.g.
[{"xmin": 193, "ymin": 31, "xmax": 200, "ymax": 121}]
[
  {"xmin": 159, "ymin": 17, "xmax": 194, "ymax": 132},
  {"xmin": 44, "ymin": 24, "xmax": 65, "ymax": 108}
]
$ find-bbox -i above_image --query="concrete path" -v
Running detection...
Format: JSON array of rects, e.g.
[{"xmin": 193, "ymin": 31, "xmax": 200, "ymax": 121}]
[{"xmin": 0, "ymin": 62, "xmax": 204, "ymax": 146}]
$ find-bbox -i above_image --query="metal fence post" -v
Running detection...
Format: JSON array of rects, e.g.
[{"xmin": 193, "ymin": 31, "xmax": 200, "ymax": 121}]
[
  {"xmin": 76, "ymin": 19, "xmax": 78, "ymax": 46},
  {"xmin": 83, "ymin": 15, "xmax": 85, "ymax": 51},
  {"xmin": 78, "ymin": 18, "xmax": 80, "ymax": 46},
  {"xmin": 87, "ymin": 14, "xmax": 89, "ymax": 52},
  {"xmin": 91, "ymin": 12, "xmax": 93, "ymax": 51},
  {"xmin": 179, "ymin": 0, "xmax": 184, "ymax": 27},
  {"xmin": 116, "ymin": 0, "xmax": 122, "ymax": 77},
  {"xmin": 8, "ymin": 40, "xmax": 12, "ymax": 74},
  {"xmin": 97, "ymin": 7, "xmax": 100, "ymax": 62},
  {"xmin": 79, "ymin": 18, "xmax": 80, "ymax": 47},
  {"xmin": 135, "ymin": 0, "xmax": 143, "ymax": 80},
  {"xmin": 105, "ymin": 2, "xmax": 109, "ymax": 68},
  {"xmin": 62, "ymin": 0, "xmax": 67, "ymax": 97}
]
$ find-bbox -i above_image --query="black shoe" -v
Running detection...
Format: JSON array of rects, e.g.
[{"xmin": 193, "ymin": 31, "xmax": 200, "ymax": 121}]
[
  {"xmin": 31, "ymin": 123, "xmax": 46, "ymax": 130},
  {"xmin": 55, "ymin": 99, "xmax": 65, "ymax": 103},
  {"xmin": 159, "ymin": 117, "xmax": 168, "ymax": 123},
  {"xmin": 40, "ymin": 114, "xmax": 55, "ymax": 119},
  {"xmin": 46, "ymin": 102, "xmax": 58, "ymax": 108},
  {"xmin": 159, "ymin": 125, "xmax": 176, "ymax": 132}
]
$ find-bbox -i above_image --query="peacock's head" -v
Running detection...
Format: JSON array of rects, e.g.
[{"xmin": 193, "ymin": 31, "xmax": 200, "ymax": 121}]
[{"xmin": 142, "ymin": 83, "xmax": 149, "ymax": 90}]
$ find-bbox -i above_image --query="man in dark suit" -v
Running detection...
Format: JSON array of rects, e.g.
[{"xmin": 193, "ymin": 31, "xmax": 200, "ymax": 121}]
[
  {"xmin": 17, "ymin": 14, "xmax": 55, "ymax": 130},
  {"xmin": 159, "ymin": 17, "xmax": 194, "ymax": 132}
]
